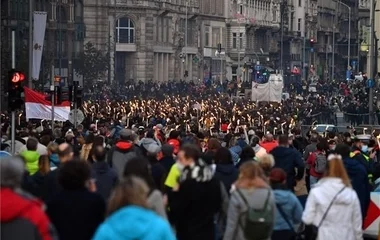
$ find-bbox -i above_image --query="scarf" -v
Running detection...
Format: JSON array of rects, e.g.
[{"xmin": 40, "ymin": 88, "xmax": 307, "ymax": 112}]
[{"xmin": 180, "ymin": 159, "xmax": 213, "ymax": 183}]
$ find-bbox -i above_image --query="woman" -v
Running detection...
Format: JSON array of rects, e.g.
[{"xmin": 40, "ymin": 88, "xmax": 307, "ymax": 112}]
[
  {"xmin": 237, "ymin": 146, "xmax": 256, "ymax": 168},
  {"xmin": 257, "ymin": 154, "xmax": 275, "ymax": 178},
  {"xmin": 47, "ymin": 142, "xmax": 59, "ymax": 169},
  {"xmin": 214, "ymin": 147, "xmax": 238, "ymax": 194},
  {"xmin": 270, "ymin": 168, "xmax": 303, "ymax": 240},
  {"xmin": 302, "ymin": 154, "xmax": 363, "ymax": 240},
  {"xmin": 80, "ymin": 133, "xmax": 95, "ymax": 162},
  {"xmin": 123, "ymin": 157, "xmax": 168, "ymax": 219},
  {"xmin": 31, "ymin": 155, "xmax": 51, "ymax": 197},
  {"xmin": 93, "ymin": 176, "xmax": 175, "ymax": 240},
  {"xmin": 223, "ymin": 161, "xmax": 275, "ymax": 240}
]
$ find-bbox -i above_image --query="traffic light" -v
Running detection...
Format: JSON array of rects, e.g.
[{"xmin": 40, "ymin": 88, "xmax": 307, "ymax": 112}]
[
  {"xmin": 70, "ymin": 81, "xmax": 83, "ymax": 107},
  {"xmin": 56, "ymin": 86, "xmax": 70, "ymax": 104},
  {"xmin": 184, "ymin": 70, "xmax": 189, "ymax": 77},
  {"xmin": 310, "ymin": 38, "xmax": 315, "ymax": 52},
  {"xmin": 8, "ymin": 69, "xmax": 25, "ymax": 111},
  {"xmin": 217, "ymin": 43, "xmax": 222, "ymax": 53}
]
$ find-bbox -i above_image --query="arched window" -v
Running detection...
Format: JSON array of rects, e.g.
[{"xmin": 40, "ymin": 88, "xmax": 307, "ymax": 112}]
[{"xmin": 115, "ymin": 17, "xmax": 135, "ymax": 43}]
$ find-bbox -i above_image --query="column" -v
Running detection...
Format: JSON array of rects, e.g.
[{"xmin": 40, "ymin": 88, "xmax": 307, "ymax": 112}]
[
  {"xmin": 189, "ymin": 54, "xmax": 193, "ymax": 81},
  {"xmin": 154, "ymin": 53, "xmax": 158, "ymax": 81},
  {"xmin": 160, "ymin": 53, "xmax": 164, "ymax": 82},
  {"xmin": 164, "ymin": 54, "xmax": 169, "ymax": 81}
]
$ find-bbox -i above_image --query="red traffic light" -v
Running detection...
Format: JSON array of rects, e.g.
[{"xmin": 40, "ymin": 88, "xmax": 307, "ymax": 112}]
[
  {"xmin": 310, "ymin": 38, "xmax": 315, "ymax": 43},
  {"xmin": 11, "ymin": 72, "xmax": 25, "ymax": 83}
]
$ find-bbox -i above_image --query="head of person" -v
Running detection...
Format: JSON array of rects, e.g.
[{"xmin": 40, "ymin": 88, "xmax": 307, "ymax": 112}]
[
  {"xmin": 168, "ymin": 130, "xmax": 180, "ymax": 140},
  {"xmin": 328, "ymin": 140, "xmax": 336, "ymax": 151},
  {"xmin": 335, "ymin": 143, "xmax": 351, "ymax": 158},
  {"xmin": 236, "ymin": 161, "xmax": 268, "ymax": 189},
  {"xmin": 310, "ymin": 133, "xmax": 319, "ymax": 143},
  {"xmin": 47, "ymin": 142, "xmax": 58, "ymax": 156},
  {"xmin": 26, "ymin": 137, "xmax": 38, "ymax": 151},
  {"xmin": 92, "ymin": 145, "xmax": 106, "ymax": 162},
  {"xmin": 269, "ymin": 168, "xmax": 287, "ymax": 189},
  {"xmin": 264, "ymin": 134, "xmax": 274, "ymax": 142},
  {"xmin": 146, "ymin": 144, "xmax": 162, "ymax": 160},
  {"xmin": 250, "ymin": 135, "xmax": 260, "ymax": 147},
  {"xmin": 123, "ymin": 157, "xmax": 155, "ymax": 190},
  {"xmin": 278, "ymin": 134, "xmax": 289, "ymax": 147},
  {"xmin": 107, "ymin": 176, "xmax": 149, "ymax": 216},
  {"xmin": 161, "ymin": 144, "xmax": 174, "ymax": 158},
  {"xmin": 146, "ymin": 130, "xmax": 155, "ymax": 139},
  {"xmin": 154, "ymin": 124, "xmax": 163, "ymax": 134},
  {"xmin": 85, "ymin": 133, "xmax": 95, "ymax": 145},
  {"xmin": 257, "ymin": 154, "xmax": 275, "ymax": 176},
  {"xmin": 207, "ymin": 138, "xmax": 221, "ymax": 152},
  {"xmin": 119, "ymin": 129, "xmax": 133, "ymax": 142},
  {"xmin": 240, "ymin": 146, "xmax": 255, "ymax": 161},
  {"xmin": 57, "ymin": 143, "xmax": 74, "ymax": 163},
  {"xmin": 53, "ymin": 128, "xmax": 62, "ymax": 140},
  {"xmin": 0, "ymin": 157, "xmax": 25, "ymax": 189},
  {"xmin": 177, "ymin": 144, "xmax": 201, "ymax": 169},
  {"xmin": 325, "ymin": 153, "xmax": 352, "ymax": 187},
  {"xmin": 58, "ymin": 160, "xmax": 92, "ymax": 191},
  {"xmin": 288, "ymin": 134, "xmax": 294, "ymax": 145},
  {"xmin": 214, "ymin": 147, "xmax": 233, "ymax": 164},
  {"xmin": 316, "ymin": 142, "xmax": 327, "ymax": 153},
  {"xmin": 38, "ymin": 155, "xmax": 51, "ymax": 176},
  {"xmin": 77, "ymin": 124, "xmax": 84, "ymax": 134},
  {"xmin": 353, "ymin": 136, "xmax": 370, "ymax": 153}
]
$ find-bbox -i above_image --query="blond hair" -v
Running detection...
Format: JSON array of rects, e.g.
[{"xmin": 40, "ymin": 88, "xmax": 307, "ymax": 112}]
[
  {"xmin": 107, "ymin": 176, "xmax": 149, "ymax": 216},
  {"xmin": 47, "ymin": 142, "xmax": 58, "ymax": 154},
  {"xmin": 235, "ymin": 161, "xmax": 268, "ymax": 189},
  {"xmin": 325, "ymin": 156, "xmax": 352, "ymax": 187},
  {"xmin": 257, "ymin": 154, "xmax": 275, "ymax": 174}
]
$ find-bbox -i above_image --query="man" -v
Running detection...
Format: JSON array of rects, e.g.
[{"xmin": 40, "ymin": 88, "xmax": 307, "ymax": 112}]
[
  {"xmin": 20, "ymin": 137, "xmax": 40, "ymax": 175},
  {"xmin": 351, "ymin": 134, "xmax": 376, "ymax": 182},
  {"xmin": 140, "ymin": 130, "xmax": 162, "ymax": 157},
  {"xmin": 303, "ymin": 132, "xmax": 318, "ymax": 192},
  {"xmin": 92, "ymin": 146, "xmax": 118, "ymax": 200},
  {"xmin": 41, "ymin": 143, "xmax": 74, "ymax": 202},
  {"xmin": 0, "ymin": 157, "xmax": 58, "ymax": 240},
  {"xmin": 107, "ymin": 129, "xmax": 138, "ymax": 179},
  {"xmin": 169, "ymin": 144, "xmax": 222, "ymax": 240},
  {"xmin": 270, "ymin": 134, "xmax": 305, "ymax": 191},
  {"xmin": 260, "ymin": 133, "xmax": 278, "ymax": 153},
  {"xmin": 160, "ymin": 144, "xmax": 176, "ymax": 172}
]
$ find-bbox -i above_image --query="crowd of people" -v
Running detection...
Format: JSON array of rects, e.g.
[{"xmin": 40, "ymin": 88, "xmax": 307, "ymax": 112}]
[{"xmin": 1, "ymin": 78, "xmax": 380, "ymax": 240}]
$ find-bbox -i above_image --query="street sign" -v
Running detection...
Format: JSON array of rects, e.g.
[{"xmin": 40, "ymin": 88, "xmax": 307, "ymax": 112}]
[
  {"xmin": 255, "ymin": 65, "xmax": 261, "ymax": 71},
  {"xmin": 351, "ymin": 60, "xmax": 357, "ymax": 66},
  {"xmin": 68, "ymin": 109, "xmax": 84, "ymax": 125},
  {"xmin": 367, "ymin": 79, "xmax": 375, "ymax": 88},
  {"xmin": 192, "ymin": 56, "xmax": 199, "ymax": 63},
  {"xmin": 248, "ymin": 69, "xmax": 253, "ymax": 73}
]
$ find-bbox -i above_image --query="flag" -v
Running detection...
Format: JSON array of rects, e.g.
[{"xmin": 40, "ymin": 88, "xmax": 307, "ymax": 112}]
[
  {"xmin": 32, "ymin": 12, "xmax": 47, "ymax": 80},
  {"xmin": 24, "ymin": 87, "xmax": 70, "ymax": 121}
]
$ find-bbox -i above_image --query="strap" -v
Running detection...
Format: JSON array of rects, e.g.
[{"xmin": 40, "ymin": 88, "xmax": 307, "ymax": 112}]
[
  {"xmin": 236, "ymin": 189, "xmax": 249, "ymax": 207},
  {"xmin": 318, "ymin": 187, "xmax": 345, "ymax": 227},
  {"xmin": 262, "ymin": 189, "xmax": 271, "ymax": 210},
  {"xmin": 276, "ymin": 203, "xmax": 295, "ymax": 232}
]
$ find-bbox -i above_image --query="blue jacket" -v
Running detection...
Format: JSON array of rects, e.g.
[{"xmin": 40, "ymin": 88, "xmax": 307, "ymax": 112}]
[
  {"xmin": 92, "ymin": 206, "xmax": 175, "ymax": 240},
  {"xmin": 273, "ymin": 189, "xmax": 303, "ymax": 231},
  {"xmin": 92, "ymin": 161, "xmax": 118, "ymax": 201}
]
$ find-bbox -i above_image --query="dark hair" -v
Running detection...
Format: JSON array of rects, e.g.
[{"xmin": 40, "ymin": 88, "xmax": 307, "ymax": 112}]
[
  {"xmin": 26, "ymin": 137, "xmax": 38, "ymax": 151},
  {"xmin": 241, "ymin": 146, "xmax": 255, "ymax": 160},
  {"xmin": 161, "ymin": 144, "xmax": 174, "ymax": 157},
  {"xmin": 335, "ymin": 143, "xmax": 351, "ymax": 158},
  {"xmin": 214, "ymin": 147, "xmax": 233, "ymax": 164},
  {"xmin": 57, "ymin": 144, "xmax": 73, "ymax": 158},
  {"xmin": 169, "ymin": 130, "xmax": 180, "ymax": 139},
  {"xmin": 58, "ymin": 160, "xmax": 91, "ymax": 190},
  {"xmin": 92, "ymin": 146, "xmax": 106, "ymax": 162},
  {"xmin": 180, "ymin": 144, "xmax": 201, "ymax": 162},
  {"xmin": 278, "ymin": 134, "xmax": 289, "ymax": 145},
  {"xmin": 85, "ymin": 133, "xmax": 95, "ymax": 144},
  {"xmin": 146, "ymin": 130, "xmax": 155, "ymax": 139},
  {"xmin": 123, "ymin": 157, "xmax": 155, "ymax": 190}
]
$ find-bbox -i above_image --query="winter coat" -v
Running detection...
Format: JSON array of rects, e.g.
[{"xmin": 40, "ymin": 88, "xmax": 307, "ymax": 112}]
[
  {"xmin": 147, "ymin": 189, "xmax": 168, "ymax": 219},
  {"xmin": 93, "ymin": 206, "xmax": 175, "ymax": 240},
  {"xmin": 20, "ymin": 150, "xmax": 40, "ymax": 175},
  {"xmin": 92, "ymin": 161, "xmax": 118, "ymax": 200},
  {"xmin": 302, "ymin": 177, "xmax": 363, "ymax": 240},
  {"xmin": 270, "ymin": 146, "xmax": 305, "ymax": 190},
  {"xmin": 252, "ymin": 144, "xmax": 267, "ymax": 159},
  {"xmin": 214, "ymin": 164, "xmax": 239, "ymax": 194},
  {"xmin": 223, "ymin": 187, "xmax": 275, "ymax": 240},
  {"xmin": 107, "ymin": 141, "xmax": 138, "ymax": 179},
  {"xmin": 0, "ymin": 188, "xmax": 58, "ymax": 240},
  {"xmin": 273, "ymin": 189, "xmax": 303, "ymax": 230}
]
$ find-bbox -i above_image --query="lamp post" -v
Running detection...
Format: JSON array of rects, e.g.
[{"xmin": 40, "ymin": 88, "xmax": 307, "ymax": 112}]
[
  {"xmin": 336, "ymin": 1, "xmax": 351, "ymax": 70},
  {"xmin": 368, "ymin": 0, "xmax": 376, "ymax": 124},
  {"xmin": 184, "ymin": 0, "xmax": 188, "ymax": 81}
]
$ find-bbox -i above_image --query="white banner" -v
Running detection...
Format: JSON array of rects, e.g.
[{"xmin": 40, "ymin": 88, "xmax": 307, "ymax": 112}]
[
  {"xmin": 32, "ymin": 11, "xmax": 47, "ymax": 81},
  {"xmin": 251, "ymin": 74, "xmax": 284, "ymax": 102}
]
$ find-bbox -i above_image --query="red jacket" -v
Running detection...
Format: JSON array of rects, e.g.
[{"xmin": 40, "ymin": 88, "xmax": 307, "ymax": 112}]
[
  {"xmin": 307, "ymin": 151, "xmax": 324, "ymax": 178},
  {"xmin": 0, "ymin": 188, "xmax": 58, "ymax": 240},
  {"xmin": 260, "ymin": 140, "xmax": 278, "ymax": 153}
]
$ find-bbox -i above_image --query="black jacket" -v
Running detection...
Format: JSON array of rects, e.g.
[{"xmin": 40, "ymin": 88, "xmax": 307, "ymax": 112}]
[
  {"xmin": 213, "ymin": 164, "xmax": 238, "ymax": 194},
  {"xmin": 46, "ymin": 189, "xmax": 105, "ymax": 240},
  {"xmin": 91, "ymin": 161, "xmax": 118, "ymax": 200}
]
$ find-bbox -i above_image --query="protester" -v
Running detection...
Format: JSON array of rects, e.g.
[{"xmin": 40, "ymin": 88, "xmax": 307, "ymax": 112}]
[
  {"xmin": 223, "ymin": 161, "xmax": 275, "ymax": 240},
  {"xmin": 269, "ymin": 168, "xmax": 303, "ymax": 240},
  {"xmin": 256, "ymin": 154, "xmax": 275, "ymax": 177},
  {"xmin": 307, "ymin": 142, "xmax": 328, "ymax": 188},
  {"xmin": 47, "ymin": 142, "xmax": 59, "ymax": 169},
  {"xmin": 20, "ymin": 137, "xmax": 40, "ymax": 175},
  {"xmin": 169, "ymin": 144, "xmax": 222, "ymax": 240},
  {"xmin": 302, "ymin": 154, "xmax": 363, "ymax": 240},
  {"xmin": 47, "ymin": 160, "xmax": 105, "ymax": 240},
  {"xmin": 214, "ymin": 147, "xmax": 239, "ymax": 194},
  {"xmin": 160, "ymin": 144, "xmax": 176, "ymax": 172},
  {"xmin": 92, "ymin": 176, "xmax": 175, "ymax": 240},
  {"xmin": 260, "ymin": 134, "xmax": 278, "ymax": 153},
  {"xmin": 0, "ymin": 157, "xmax": 58, "ymax": 240}
]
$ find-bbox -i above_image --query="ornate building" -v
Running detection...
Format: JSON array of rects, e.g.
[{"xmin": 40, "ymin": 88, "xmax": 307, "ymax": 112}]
[{"xmin": 84, "ymin": 0, "xmax": 200, "ymax": 83}]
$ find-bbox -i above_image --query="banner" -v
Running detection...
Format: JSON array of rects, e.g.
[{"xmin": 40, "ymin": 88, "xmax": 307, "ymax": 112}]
[
  {"xmin": 251, "ymin": 74, "xmax": 283, "ymax": 102},
  {"xmin": 32, "ymin": 11, "xmax": 47, "ymax": 81}
]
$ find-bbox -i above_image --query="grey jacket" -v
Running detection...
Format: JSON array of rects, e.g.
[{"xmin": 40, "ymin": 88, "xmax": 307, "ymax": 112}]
[
  {"xmin": 147, "ymin": 189, "xmax": 168, "ymax": 219},
  {"xmin": 223, "ymin": 187, "xmax": 275, "ymax": 240}
]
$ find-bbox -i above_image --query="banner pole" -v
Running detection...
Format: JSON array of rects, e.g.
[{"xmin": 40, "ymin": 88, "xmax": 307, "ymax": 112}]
[
  {"xmin": 11, "ymin": 30, "xmax": 16, "ymax": 155},
  {"xmin": 51, "ymin": 65, "xmax": 55, "ymax": 130}
]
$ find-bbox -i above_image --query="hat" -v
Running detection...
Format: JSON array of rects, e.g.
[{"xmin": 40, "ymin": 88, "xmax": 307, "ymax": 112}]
[
  {"xmin": 355, "ymin": 134, "xmax": 371, "ymax": 143},
  {"xmin": 120, "ymin": 129, "xmax": 133, "ymax": 138},
  {"xmin": 65, "ymin": 130, "xmax": 75, "ymax": 137},
  {"xmin": 269, "ymin": 168, "xmax": 287, "ymax": 183},
  {"xmin": 146, "ymin": 144, "xmax": 161, "ymax": 155},
  {"xmin": 248, "ymin": 130, "xmax": 255, "ymax": 136},
  {"xmin": 154, "ymin": 124, "xmax": 163, "ymax": 130}
]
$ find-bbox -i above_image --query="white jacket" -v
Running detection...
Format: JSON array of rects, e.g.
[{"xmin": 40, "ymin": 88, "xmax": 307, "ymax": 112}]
[{"xmin": 302, "ymin": 177, "xmax": 363, "ymax": 240}]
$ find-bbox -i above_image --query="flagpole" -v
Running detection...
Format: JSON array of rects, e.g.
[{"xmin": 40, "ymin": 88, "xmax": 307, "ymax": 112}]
[
  {"xmin": 51, "ymin": 65, "xmax": 55, "ymax": 130},
  {"xmin": 28, "ymin": 0, "xmax": 33, "ymax": 88}
]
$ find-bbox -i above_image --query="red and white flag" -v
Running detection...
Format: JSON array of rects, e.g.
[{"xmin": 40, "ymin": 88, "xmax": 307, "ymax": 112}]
[{"xmin": 24, "ymin": 87, "xmax": 70, "ymax": 121}]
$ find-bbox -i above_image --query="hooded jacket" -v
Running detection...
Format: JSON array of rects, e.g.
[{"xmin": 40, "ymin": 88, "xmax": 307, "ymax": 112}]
[
  {"xmin": 302, "ymin": 178, "xmax": 363, "ymax": 240},
  {"xmin": 0, "ymin": 188, "xmax": 58, "ymax": 240},
  {"xmin": 140, "ymin": 138, "xmax": 161, "ymax": 156},
  {"xmin": 107, "ymin": 141, "xmax": 137, "ymax": 179},
  {"xmin": 92, "ymin": 161, "xmax": 118, "ymax": 200},
  {"xmin": 214, "ymin": 164, "xmax": 239, "ymax": 194},
  {"xmin": 20, "ymin": 150, "xmax": 40, "ymax": 175},
  {"xmin": 273, "ymin": 189, "xmax": 303, "ymax": 231},
  {"xmin": 93, "ymin": 206, "xmax": 175, "ymax": 240},
  {"xmin": 270, "ymin": 146, "xmax": 305, "ymax": 190},
  {"xmin": 342, "ymin": 156, "xmax": 371, "ymax": 218}
]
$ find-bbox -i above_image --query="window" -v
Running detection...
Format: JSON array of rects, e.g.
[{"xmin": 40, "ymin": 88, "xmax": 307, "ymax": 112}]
[
  {"xmin": 240, "ymin": 5, "xmax": 243, "ymax": 14},
  {"xmin": 212, "ymin": 27, "xmax": 220, "ymax": 47},
  {"xmin": 116, "ymin": 17, "xmax": 135, "ymax": 44},
  {"xmin": 179, "ymin": 19, "xmax": 193, "ymax": 45},
  {"xmin": 272, "ymin": 7, "xmax": 277, "ymax": 22},
  {"xmin": 298, "ymin": 0, "xmax": 302, "ymax": 7},
  {"xmin": 74, "ymin": 0, "xmax": 83, "ymax": 21},
  {"xmin": 233, "ymin": 33, "xmax": 237, "ymax": 48},
  {"xmin": 205, "ymin": 25, "xmax": 210, "ymax": 47},
  {"xmin": 239, "ymin": 33, "xmax": 243, "ymax": 48},
  {"xmin": 297, "ymin": 18, "xmax": 301, "ymax": 31}
]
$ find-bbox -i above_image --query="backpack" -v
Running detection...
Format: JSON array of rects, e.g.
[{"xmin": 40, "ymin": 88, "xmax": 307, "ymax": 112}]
[
  {"xmin": 314, "ymin": 152, "xmax": 327, "ymax": 174},
  {"xmin": 236, "ymin": 189, "xmax": 273, "ymax": 240}
]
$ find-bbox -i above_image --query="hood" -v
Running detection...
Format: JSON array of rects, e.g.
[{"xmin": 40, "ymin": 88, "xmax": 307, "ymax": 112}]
[
  {"xmin": 0, "ymin": 188, "xmax": 43, "ymax": 222},
  {"xmin": 270, "ymin": 146, "xmax": 296, "ymax": 159},
  {"xmin": 140, "ymin": 138, "xmax": 158, "ymax": 148},
  {"xmin": 342, "ymin": 157, "xmax": 366, "ymax": 177},
  {"xmin": 92, "ymin": 161, "xmax": 110, "ymax": 174},
  {"xmin": 99, "ymin": 206, "xmax": 164, "ymax": 239},
  {"xmin": 216, "ymin": 164, "xmax": 236, "ymax": 175},
  {"xmin": 314, "ymin": 177, "xmax": 357, "ymax": 205},
  {"xmin": 274, "ymin": 189, "xmax": 294, "ymax": 205},
  {"xmin": 115, "ymin": 141, "xmax": 133, "ymax": 151},
  {"xmin": 20, "ymin": 151, "xmax": 40, "ymax": 163}
]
